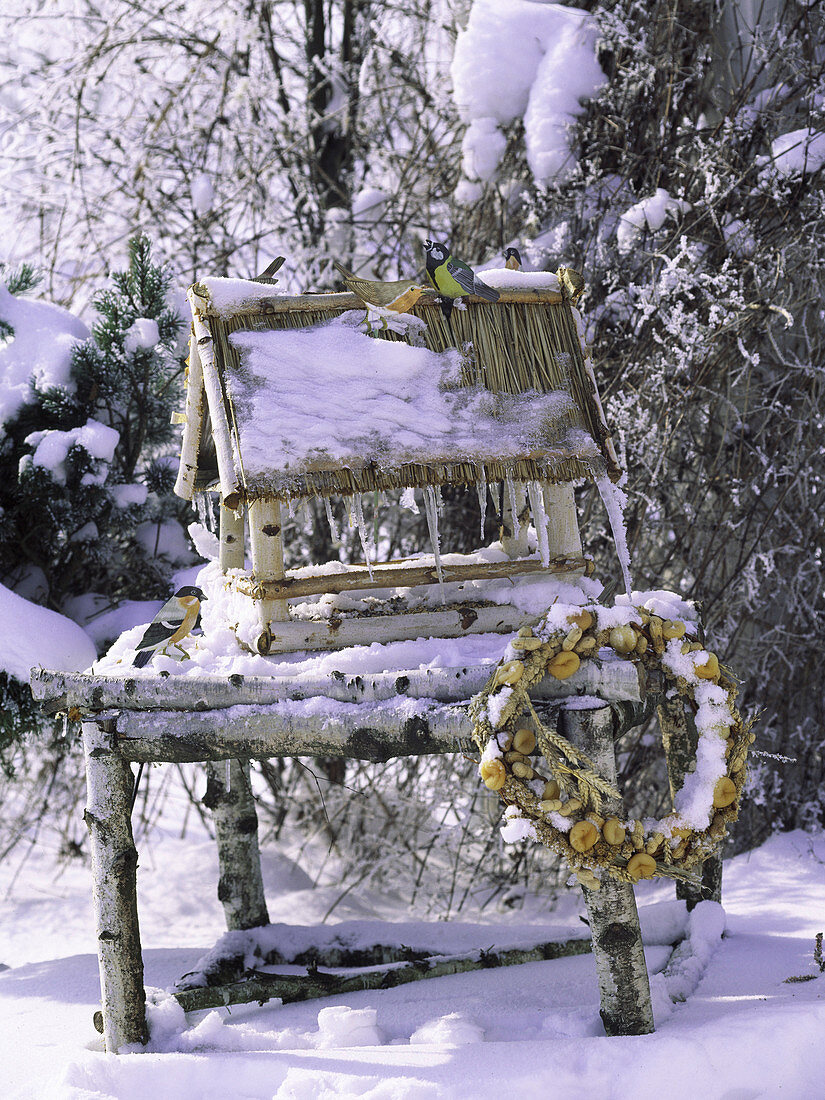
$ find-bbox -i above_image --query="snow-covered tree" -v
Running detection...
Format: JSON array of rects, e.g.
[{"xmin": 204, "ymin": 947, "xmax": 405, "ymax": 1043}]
[{"xmin": 0, "ymin": 236, "xmax": 190, "ymax": 612}]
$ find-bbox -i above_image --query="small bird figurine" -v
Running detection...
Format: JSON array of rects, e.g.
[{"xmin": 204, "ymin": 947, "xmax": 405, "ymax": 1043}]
[
  {"xmin": 132, "ymin": 586, "xmax": 206, "ymax": 667},
  {"xmin": 252, "ymin": 256, "xmax": 285, "ymax": 284},
  {"xmin": 504, "ymin": 247, "xmax": 522, "ymax": 270},
  {"xmin": 423, "ymin": 239, "xmax": 500, "ymax": 323},
  {"xmin": 333, "ymin": 261, "xmax": 427, "ymax": 313}
]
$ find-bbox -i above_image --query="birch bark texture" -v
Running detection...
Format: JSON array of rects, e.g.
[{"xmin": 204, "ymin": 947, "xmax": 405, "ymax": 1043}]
[
  {"xmin": 559, "ymin": 703, "xmax": 655, "ymax": 1036},
  {"xmin": 203, "ymin": 759, "xmax": 270, "ymax": 930},
  {"xmin": 81, "ymin": 719, "xmax": 148, "ymax": 1050}
]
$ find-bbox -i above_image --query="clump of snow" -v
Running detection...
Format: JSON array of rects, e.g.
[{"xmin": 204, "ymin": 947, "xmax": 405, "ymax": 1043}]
[
  {"xmin": 351, "ymin": 187, "xmax": 388, "ymax": 222},
  {"xmin": 0, "ymin": 282, "xmax": 88, "ymax": 426},
  {"xmin": 24, "ymin": 419, "xmax": 119, "ymax": 485},
  {"xmin": 451, "ymin": 0, "xmax": 606, "ymax": 188},
  {"xmin": 0, "ymin": 582, "xmax": 96, "ymax": 680},
  {"xmin": 316, "ymin": 1006, "xmax": 384, "ymax": 1049},
  {"xmin": 761, "ymin": 128, "xmax": 825, "ymax": 177},
  {"xmin": 500, "ymin": 806, "xmax": 538, "ymax": 844},
  {"xmin": 110, "ymin": 482, "xmax": 148, "ymax": 508},
  {"xmin": 657, "ymin": 900, "xmax": 726, "ymax": 1006},
  {"xmin": 485, "ymin": 685, "xmax": 513, "ymax": 729},
  {"xmin": 461, "ymin": 117, "xmax": 507, "ymax": 182},
  {"xmin": 409, "ymin": 1013, "xmax": 484, "ymax": 1046},
  {"xmin": 617, "ymin": 188, "xmax": 692, "ymax": 254},
  {"xmin": 123, "ymin": 317, "xmax": 160, "ymax": 353},
  {"xmin": 190, "ymin": 171, "xmax": 215, "ymax": 217}
]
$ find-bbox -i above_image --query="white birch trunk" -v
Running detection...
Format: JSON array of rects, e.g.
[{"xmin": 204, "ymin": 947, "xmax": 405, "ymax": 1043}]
[
  {"xmin": 81, "ymin": 719, "xmax": 148, "ymax": 1051},
  {"xmin": 560, "ymin": 703, "xmax": 655, "ymax": 1036},
  {"xmin": 204, "ymin": 760, "xmax": 270, "ymax": 930},
  {"xmin": 219, "ymin": 503, "xmax": 245, "ymax": 572}
]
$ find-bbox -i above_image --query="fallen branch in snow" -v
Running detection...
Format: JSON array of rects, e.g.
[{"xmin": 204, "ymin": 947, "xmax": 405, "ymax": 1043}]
[{"xmin": 168, "ymin": 938, "xmax": 594, "ymax": 1015}]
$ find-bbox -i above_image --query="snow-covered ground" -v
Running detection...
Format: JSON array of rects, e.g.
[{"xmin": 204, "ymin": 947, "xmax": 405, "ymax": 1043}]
[{"xmin": 1, "ymin": 800, "xmax": 823, "ymax": 1099}]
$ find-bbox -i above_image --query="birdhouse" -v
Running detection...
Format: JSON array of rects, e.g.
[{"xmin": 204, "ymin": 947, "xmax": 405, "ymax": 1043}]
[{"xmin": 173, "ymin": 268, "xmax": 619, "ymax": 655}]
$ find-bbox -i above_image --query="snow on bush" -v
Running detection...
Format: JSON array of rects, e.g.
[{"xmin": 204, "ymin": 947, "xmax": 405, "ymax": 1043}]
[{"xmin": 0, "ymin": 281, "xmax": 87, "ymax": 426}]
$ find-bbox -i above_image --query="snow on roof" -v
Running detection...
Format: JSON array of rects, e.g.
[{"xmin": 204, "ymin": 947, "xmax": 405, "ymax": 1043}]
[
  {"xmin": 475, "ymin": 268, "xmax": 560, "ymax": 291},
  {"xmin": 225, "ymin": 315, "xmax": 585, "ymax": 484},
  {"xmin": 199, "ymin": 276, "xmax": 287, "ymax": 314}
]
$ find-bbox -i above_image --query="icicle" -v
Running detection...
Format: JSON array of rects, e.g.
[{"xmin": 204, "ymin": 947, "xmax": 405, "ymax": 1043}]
[
  {"xmin": 595, "ymin": 473, "xmax": 634, "ymax": 599},
  {"xmin": 505, "ymin": 477, "xmax": 521, "ymax": 539},
  {"xmin": 353, "ymin": 492, "xmax": 375, "ymax": 580},
  {"xmin": 287, "ymin": 497, "xmax": 296, "ymax": 519},
  {"xmin": 343, "ymin": 495, "xmax": 354, "ymax": 528},
  {"xmin": 490, "ymin": 481, "xmax": 502, "ymax": 519},
  {"xmin": 527, "ymin": 481, "xmax": 550, "ymax": 567},
  {"xmin": 423, "ymin": 485, "xmax": 446, "ymax": 604},
  {"xmin": 195, "ymin": 492, "xmax": 211, "ymax": 531},
  {"xmin": 324, "ymin": 496, "xmax": 340, "ymax": 544},
  {"xmin": 225, "ymin": 759, "xmax": 231, "ymax": 793},
  {"xmin": 476, "ymin": 466, "xmax": 488, "ymax": 540}
]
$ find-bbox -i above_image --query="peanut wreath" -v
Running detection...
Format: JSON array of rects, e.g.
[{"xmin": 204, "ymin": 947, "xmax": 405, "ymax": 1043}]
[{"xmin": 470, "ymin": 601, "xmax": 754, "ymax": 891}]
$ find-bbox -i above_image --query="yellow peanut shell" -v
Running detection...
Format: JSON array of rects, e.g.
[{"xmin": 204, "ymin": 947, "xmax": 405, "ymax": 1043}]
[
  {"xmin": 542, "ymin": 779, "xmax": 560, "ymax": 801},
  {"xmin": 695, "ymin": 652, "xmax": 720, "ymax": 680},
  {"xmin": 662, "ymin": 619, "xmax": 686, "ymax": 640},
  {"xmin": 627, "ymin": 852, "xmax": 657, "ymax": 881},
  {"xmin": 511, "ymin": 761, "xmax": 534, "ymax": 780},
  {"xmin": 713, "ymin": 776, "xmax": 737, "ymax": 808},
  {"xmin": 567, "ymin": 609, "xmax": 594, "ymax": 631},
  {"xmin": 495, "ymin": 659, "xmax": 525, "ymax": 686},
  {"xmin": 609, "ymin": 625, "xmax": 637, "ymax": 654},
  {"xmin": 513, "ymin": 727, "xmax": 537, "ymax": 755},
  {"xmin": 547, "ymin": 650, "xmax": 580, "ymax": 679},
  {"xmin": 569, "ymin": 820, "xmax": 599, "ymax": 852},
  {"xmin": 480, "ymin": 759, "xmax": 506, "ymax": 791},
  {"xmin": 602, "ymin": 817, "xmax": 626, "ymax": 846}
]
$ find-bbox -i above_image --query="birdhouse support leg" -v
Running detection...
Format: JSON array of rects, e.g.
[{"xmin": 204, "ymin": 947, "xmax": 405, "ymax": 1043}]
[
  {"xmin": 560, "ymin": 703, "xmax": 655, "ymax": 1036},
  {"xmin": 204, "ymin": 759, "xmax": 270, "ymax": 930},
  {"xmin": 248, "ymin": 500, "xmax": 288, "ymax": 653},
  {"xmin": 81, "ymin": 719, "xmax": 148, "ymax": 1052},
  {"xmin": 219, "ymin": 502, "xmax": 245, "ymax": 572},
  {"xmin": 543, "ymin": 482, "xmax": 583, "ymax": 560}
]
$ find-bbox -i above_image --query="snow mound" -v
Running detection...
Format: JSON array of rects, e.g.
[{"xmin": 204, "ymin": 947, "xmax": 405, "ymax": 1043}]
[{"xmin": 0, "ymin": 582, "xmax": 96, "ymax": 681}]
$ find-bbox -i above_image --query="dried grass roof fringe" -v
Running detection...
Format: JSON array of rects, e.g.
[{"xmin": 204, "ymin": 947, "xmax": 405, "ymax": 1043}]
[{"xmin": 174, "ymin": 281, "xmax": 621, "ymax": 509}]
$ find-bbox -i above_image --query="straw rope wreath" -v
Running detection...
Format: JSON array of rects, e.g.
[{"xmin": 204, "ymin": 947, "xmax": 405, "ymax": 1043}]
[{"xmin": 470, "ymin": 606, "xmax": 754, "ymax": 891}]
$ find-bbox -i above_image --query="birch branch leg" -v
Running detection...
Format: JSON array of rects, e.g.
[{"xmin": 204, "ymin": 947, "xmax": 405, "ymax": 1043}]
[
  {"xmin": 660, "ymin": 696, "xmax": 722, "ymax": 909},
  {"xmin": 204, "ymin": 760, "xmax": 270, "ymax": 930},
  {"xmin": 82, "ymin": 719, "xmax": 148, "ymax": 1051},
  {"xmin": 560, "ymin": 703, "xmax": 655, "ymax": 1036}
]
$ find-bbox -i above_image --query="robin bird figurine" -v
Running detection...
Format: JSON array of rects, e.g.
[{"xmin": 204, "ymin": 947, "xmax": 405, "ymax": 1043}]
[
  {"xmin": 132, "ymin": 585, "xmax": 206, "ymax": 667},
  {"xmin": 423, "ymin": 239, "xmax": 500, "ymax": 323},
  {"xmin": 504, "ymin": 247, "xmax": 522, "ymax": 270},
  {"xmin": 332, "ymin": 261, "xmax": 428, "ymax": 313}
]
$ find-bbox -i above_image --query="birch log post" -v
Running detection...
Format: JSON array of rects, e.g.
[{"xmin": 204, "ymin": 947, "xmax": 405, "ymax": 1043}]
[
  {"xmin": 248, "ymin": 498, "xmax": 288, "ymax": 653},
  {"xmin": 219, "ymin": 502, "xmax": 245, "ymax": 572},
  {"xmin": 660, "ymin": 695, "xmax": 723, "ymax": 909},
  {"xmin": 81, "ymin": 719, "xmax": 148, "ymax": 1051},
  {"xmin": 559, "ymin": 702, "xmax": 655, "ymax": 1036},
  {"xmin": 203, "ymin": 760, "xmax": 270, "ymax": 930},
  {"xmin": 543, "ymin": 482, "xmax": 584, "ymax": 560}
]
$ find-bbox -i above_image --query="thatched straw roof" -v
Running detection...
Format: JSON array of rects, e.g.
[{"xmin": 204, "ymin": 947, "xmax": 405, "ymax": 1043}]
[{"xmin": 173, "ymin": 272, "xmax": 619, "ymax": 509}]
